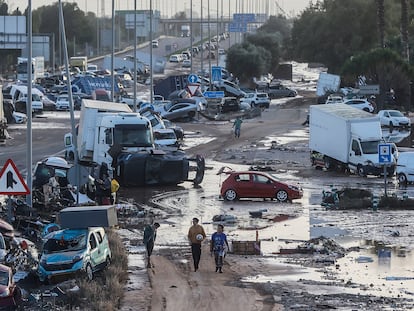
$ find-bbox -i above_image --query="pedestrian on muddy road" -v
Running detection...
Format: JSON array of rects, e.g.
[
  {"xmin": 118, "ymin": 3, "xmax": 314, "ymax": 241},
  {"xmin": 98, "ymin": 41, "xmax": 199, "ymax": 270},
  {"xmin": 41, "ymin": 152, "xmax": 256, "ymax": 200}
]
[
  {"xmin": 143, "ymin": 222, "xmax": 160, "ymax": 268},
  {"xmin": 232, "ymin": 117, "xmax": 243, "ymax": 138},
  {"xmin": 210, "ymin": 224, "xmax": 230, "ymax": 273},
  {"xmin": 188, "ymin": 218, "xmax": 206, "ymax": 272}
]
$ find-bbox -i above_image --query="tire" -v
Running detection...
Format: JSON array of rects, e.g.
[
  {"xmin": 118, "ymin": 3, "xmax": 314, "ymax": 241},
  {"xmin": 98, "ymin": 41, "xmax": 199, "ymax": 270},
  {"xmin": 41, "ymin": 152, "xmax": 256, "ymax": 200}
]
[
  {"xmin": 85, "ymin": 263, "xmax": 93, "ymax": 281},
  {"xmin": 224, "ymin": 189, "xmax": 237, "ymax": 201},
  {"xmin": 276, "ymin": 190, "xmax": 288, "ymax": 202},
  {"xmin": 398, "ymin": 173, "xmax": 408, "ymax": 185},
  {"xmin": 357, "ymin": 165, "xmax": 366, "ymax": 177},
  {"xmin": 104, "ymin": 256, "xmax": 111, "ymax": 270}
]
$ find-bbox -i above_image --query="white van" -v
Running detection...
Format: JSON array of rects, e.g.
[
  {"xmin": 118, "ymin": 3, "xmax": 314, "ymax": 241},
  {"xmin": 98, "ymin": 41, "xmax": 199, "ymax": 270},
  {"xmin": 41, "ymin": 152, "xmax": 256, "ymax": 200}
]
[{"xmin": 396, "ymin": 152, "xmax": 414, "ymax": 184}]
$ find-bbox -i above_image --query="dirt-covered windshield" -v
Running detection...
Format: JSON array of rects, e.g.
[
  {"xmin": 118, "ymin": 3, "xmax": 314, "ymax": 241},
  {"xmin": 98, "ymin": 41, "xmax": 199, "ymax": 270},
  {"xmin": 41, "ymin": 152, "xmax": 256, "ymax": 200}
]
[{"xmin": 43, "ymin": 234, "xmax": 86, "ymax": 254}]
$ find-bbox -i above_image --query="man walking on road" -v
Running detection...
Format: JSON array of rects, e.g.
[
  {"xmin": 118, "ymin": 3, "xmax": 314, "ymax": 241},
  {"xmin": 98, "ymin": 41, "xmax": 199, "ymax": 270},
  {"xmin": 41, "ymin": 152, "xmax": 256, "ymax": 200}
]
[
  {"xmin": 143, "ymin": 222, "xmax": 160, "ymax": 268},
  {"xmin": 232, "ymin": 117, "xmax": 243, "ymax": 138},
  {"xmin": 210, "ymin": 224, "xmax": 230, "ymax": 273},
  {"xmin": 188, "ymin": 218, "xmax": 206, "ymax": 272}
]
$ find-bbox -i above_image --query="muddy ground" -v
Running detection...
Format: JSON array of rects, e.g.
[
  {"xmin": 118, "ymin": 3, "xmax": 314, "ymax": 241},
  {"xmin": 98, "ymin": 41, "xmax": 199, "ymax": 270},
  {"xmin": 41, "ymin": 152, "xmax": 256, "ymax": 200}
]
[{"xmin": 118, "ymin": 91, "xmax": 414, "ymax": 311}]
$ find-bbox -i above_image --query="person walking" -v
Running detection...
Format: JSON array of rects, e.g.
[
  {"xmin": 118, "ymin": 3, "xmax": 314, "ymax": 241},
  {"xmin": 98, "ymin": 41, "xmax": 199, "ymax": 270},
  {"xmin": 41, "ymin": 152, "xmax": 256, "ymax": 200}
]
[
  {"xmin": 187, "ymin": 218, "xmax": 206, "ymax": 272},
  {"xmin": 143, "ymin": 222, "xmax": 160, "ymax": 268},
  {"xmin": 210, "ymin": 224, "xmax": 230, "ymax": 273},
  {"xmin": 232, "ymin": 116, "xmax": 243, "ymax": 138}
]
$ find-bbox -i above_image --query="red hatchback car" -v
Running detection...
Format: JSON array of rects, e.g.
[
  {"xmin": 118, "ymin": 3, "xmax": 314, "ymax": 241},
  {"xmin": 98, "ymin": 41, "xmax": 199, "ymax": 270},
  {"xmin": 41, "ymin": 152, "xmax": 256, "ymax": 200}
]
[{"xmin": 220, "ymin": 171, "xmax": 303, "ymax": 202}]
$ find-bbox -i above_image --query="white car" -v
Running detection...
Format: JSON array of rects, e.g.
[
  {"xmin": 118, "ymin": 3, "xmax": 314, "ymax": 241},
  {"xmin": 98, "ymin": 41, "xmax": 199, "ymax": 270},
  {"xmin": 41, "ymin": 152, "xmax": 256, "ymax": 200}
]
[
  {"xmin": 325, "ymin": 95, "xmax": 343, "ymax": 104},
  {"xmin": 378, "ymin": 109, "xmax": 411, "ymax": 128},
  {"xmin": 55, "ymin": 95, "xmax": 70, "ymax": 110},
  {"xmin": 153, "ymin": 128, "xmax": 179, "ymax": 148},
  {"xmin": 342, "ymin": 98, "xmax": 375, "ymax": 113},
  {"xmin": 240, "ymin": 92, "xmax": 270, "ymax": 109},
  {"xmin": 396, "ymin": 152, "xmax": 414, "ymax": 184}
]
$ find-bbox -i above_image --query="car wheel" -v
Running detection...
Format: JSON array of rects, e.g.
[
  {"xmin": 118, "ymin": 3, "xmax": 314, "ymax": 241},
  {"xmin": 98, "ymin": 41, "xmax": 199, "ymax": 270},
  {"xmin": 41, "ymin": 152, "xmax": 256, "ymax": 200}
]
[
  {"xmin": 85, "ymin": 263, "xmax": 93, "ymax": 281},
  {"xmin": 324, "ymin": 157, "xmax": 332, "ymax": 170},
  {"xmin": 276, "ymin": 190, "xmax": 288, "ymax": 202},
  {"xmin": 289, "ymin": 92, "xmax": 296, "ymax": 97},
  {"xmin": 105, "ymin": 256, "xmax": 111, "ymax": 269},
  {"xmin": 357, "ymin": 165, "xmax": 366, "ymax": 177},
  {"xmin": 224, "ymin": 189, "xmax": 238, "ymax": 201},
  {"xmin": 398, "ymin": 173, "xmax": 408, "ymax": 185}
]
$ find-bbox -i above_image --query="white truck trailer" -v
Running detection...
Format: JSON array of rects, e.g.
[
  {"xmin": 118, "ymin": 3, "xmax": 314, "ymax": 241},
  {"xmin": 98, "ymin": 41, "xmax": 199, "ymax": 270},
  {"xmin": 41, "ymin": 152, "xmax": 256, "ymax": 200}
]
[
  {"xmin": 309, "ymin": 103, "xmax": 397, "ymax": 176},
  {"xmin": 67, "ymin": 99, "xmax": 204, "ymax": 186}
]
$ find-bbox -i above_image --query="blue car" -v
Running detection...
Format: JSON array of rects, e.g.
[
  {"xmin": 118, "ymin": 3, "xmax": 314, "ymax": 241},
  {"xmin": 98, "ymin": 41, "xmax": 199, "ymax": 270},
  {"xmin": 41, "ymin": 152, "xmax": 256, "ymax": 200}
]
[{"xmin": 38, "ymin": 227, "xmax": 111, "ymax": 283}]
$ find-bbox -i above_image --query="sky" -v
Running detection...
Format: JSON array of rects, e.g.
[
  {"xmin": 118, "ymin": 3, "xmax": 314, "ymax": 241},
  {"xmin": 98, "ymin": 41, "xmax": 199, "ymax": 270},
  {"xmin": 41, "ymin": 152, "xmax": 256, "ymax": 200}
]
[{"xmin": 7, "ymin": 0, "xmax": 311, "ymax": 18}]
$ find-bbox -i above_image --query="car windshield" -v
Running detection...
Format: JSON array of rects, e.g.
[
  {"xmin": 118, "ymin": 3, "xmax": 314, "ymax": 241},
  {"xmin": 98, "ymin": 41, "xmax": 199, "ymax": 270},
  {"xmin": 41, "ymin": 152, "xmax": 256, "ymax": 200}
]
[
  {"xmin": 156, "ymin": 132, "xmax": 176, "ymax": 139},
  {"xmin": 0, "ymin": 271, "xmax": 8, "ymax": 286},
  {"xmin": 361, "ymin": 141, "xmax": 381, "ymax": 154},
  {"xmin": 43, "ymin": 233, "xmax": 87, "ymax": 254},
  {"xmin": 389, "ymin": 111, "xmax": 404, "ymax": 117}
]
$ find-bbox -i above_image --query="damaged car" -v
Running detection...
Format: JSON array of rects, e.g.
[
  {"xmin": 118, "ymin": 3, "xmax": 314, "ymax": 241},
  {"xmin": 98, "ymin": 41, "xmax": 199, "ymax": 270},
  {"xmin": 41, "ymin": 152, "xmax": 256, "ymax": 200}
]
[
  {"xmin": 220, "ymin": 170, "xmax": 303, "ymax": 202},
  {"xmin": 0, "ymin": 264, "xmax": 22, "ymax": 309},
  {"xmin": 38, "ymin": 227, "xmax": 111, "ymax": 283}
]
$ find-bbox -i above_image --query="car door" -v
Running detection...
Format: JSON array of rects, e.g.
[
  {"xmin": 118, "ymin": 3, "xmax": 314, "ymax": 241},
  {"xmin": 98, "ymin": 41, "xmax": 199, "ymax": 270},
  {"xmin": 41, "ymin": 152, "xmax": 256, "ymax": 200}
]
[
  {"xmin": 252, "ymin": 173, "xmax": 275, "ymax": 198},
  {"xmin": 88, "ymin": 232, "xmax": 103, "ymax": 269},
  {"xmin": 233, "ymin": 173, "xmax": 253, "ymax": 198}
]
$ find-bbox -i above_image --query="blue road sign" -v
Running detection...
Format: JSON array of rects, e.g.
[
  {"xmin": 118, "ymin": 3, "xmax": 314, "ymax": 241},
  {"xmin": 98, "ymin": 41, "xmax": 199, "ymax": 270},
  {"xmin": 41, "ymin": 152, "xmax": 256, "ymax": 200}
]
[
  {"xmin": 188, "ymin": 73, "xmax": 198, "ymax": 84},
  {"xmin": 203, "ymin": 91, "xmax": 225, "ymax": 98},
  {"xmin": 378, "ymin": 143, "xmax": 392, "ymax": 163},
  {"xmin": 211, "ymin": 66, "xmax": 222, "ymax": 83},
  {"xmin": 233, "ymin": 13, "xmax": 255, "ymax": 23},
  {"xmin": 228, "ymin": 23, "xmax": 248, "ymax": 33}
]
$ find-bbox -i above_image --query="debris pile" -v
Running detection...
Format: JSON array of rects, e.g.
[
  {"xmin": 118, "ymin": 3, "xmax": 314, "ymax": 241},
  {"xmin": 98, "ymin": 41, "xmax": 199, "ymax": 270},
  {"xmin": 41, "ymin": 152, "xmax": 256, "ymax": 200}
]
[
  {"xmin": 279, "ymin": 236, "xmax": 346, "ymax": 267},
  {"xmin": 322, "ymin": 187, "xmax": 372, "ymax": 209}
]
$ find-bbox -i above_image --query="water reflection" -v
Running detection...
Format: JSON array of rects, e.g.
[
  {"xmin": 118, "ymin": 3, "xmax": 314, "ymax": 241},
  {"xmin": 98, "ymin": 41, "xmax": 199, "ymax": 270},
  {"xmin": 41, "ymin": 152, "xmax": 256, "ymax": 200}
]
[{"xmin": 382, "ymin": 127, "xmax": 411, "ymax": 145}]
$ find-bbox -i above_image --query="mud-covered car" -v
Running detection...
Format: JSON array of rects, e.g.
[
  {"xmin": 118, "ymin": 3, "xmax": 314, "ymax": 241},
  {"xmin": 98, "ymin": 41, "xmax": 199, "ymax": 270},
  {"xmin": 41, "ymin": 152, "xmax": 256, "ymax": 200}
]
[
  {"xmin": 0, "ymin": 264, "xmax": 22, "ymax": 309},
  {"xmin": 38, "ymin": 227, "xmax": 111, "ymax": 283}
]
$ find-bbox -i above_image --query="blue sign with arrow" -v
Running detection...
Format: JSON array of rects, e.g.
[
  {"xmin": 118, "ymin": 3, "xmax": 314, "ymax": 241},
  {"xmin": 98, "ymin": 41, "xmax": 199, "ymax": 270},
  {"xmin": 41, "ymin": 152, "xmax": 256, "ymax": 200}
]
[
  {"xmin": 203, "ymin": 91, "xmax": 225, "ymax": 98},
  {"xmin": 378, "ymin": 143, "xmax": 392, "ymax": 164},
  {"xmin": 188, "ymin": 74, "xmax": 198, "ymax": 84}
]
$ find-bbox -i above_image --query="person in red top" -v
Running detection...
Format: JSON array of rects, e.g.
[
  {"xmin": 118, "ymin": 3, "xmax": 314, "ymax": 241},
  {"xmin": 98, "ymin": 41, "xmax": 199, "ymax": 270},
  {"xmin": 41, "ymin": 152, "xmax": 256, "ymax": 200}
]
[{"xmin": 187, "ymin": 218, "xmax": 206, "ymax": 272}]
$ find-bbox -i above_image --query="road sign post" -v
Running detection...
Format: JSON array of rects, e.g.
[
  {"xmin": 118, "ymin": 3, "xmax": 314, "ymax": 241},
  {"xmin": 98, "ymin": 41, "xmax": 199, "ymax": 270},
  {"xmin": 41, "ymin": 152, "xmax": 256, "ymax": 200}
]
[{"xmin": 378, "ymin": 143, "xmax": 392, "ymax": 198}]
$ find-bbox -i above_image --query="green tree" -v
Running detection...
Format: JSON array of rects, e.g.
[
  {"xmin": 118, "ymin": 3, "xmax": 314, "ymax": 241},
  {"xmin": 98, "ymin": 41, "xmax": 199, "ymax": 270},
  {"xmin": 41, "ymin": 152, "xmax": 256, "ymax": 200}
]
[
  {"xmin": 226, "ymin": 42, "xmax": 271, "ymax": 84},
  {"xmin": 341, "ymin": 48, "xmax": 413, "ymax": 110},
  {"xmin": 290, "ymin": 0, "xmax": 400, "ymax": 72},
  {"xmin": 34, "ymin": 2, "xmax": 96, "ymax": 57},
  {"xmin": 245, "ymin": 33, "xmax": 280, "ymax": 75}
]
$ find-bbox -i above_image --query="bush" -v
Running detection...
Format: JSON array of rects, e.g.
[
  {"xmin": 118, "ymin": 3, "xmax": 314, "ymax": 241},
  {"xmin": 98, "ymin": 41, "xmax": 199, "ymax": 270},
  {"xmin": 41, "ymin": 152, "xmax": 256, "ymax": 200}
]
[{"xmin": 65, "ymin": 229, "xmax": 128, "ymax": 310}]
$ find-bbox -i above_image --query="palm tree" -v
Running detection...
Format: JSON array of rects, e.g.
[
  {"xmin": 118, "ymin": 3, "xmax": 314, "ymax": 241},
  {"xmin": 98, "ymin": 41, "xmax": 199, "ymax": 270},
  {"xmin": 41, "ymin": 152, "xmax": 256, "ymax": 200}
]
[
  {"xmin": 376, "ymin": 0, "xmax": 385, "ymax": 48},
  {"xmin": 401, "ymin": 0, "xmax": 409, "ymax": 62}
]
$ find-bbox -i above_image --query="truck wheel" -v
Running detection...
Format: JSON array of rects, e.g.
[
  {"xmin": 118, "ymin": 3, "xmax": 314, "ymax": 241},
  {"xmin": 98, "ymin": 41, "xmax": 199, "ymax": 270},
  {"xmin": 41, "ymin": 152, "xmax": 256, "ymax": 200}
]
[
  {"xmin": 357, "ymin": 165, "xmax": 366, "ymax": 177},
  {"xmin": 224, "ymin": 189, "xmax": 238, "ymax": 201},
  {"xmin": 398, "ymin": 173, "xmax": 408, "ymax": 185},
  {"xmin": 276, "ymin": 190, "xmax": 288, "ymax": 202},
  {"xmin": 324, "ymin": 157, "xmax": 332, "ymax": 170}
]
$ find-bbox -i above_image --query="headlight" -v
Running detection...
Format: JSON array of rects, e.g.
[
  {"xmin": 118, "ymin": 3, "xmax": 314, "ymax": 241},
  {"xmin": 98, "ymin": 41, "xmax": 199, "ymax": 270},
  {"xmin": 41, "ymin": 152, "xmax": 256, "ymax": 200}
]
[
  {"xmin": 0, "ymin": 288, "xmax": 10, "ymax": 297},
  {"xmin": 73, "ymin": 254, "xmax": 83, "ymax": 263}
]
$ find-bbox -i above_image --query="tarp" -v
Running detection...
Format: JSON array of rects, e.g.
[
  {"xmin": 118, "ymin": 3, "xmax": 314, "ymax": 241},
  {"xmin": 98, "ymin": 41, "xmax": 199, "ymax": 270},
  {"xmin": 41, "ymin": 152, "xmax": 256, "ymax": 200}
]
[{"xmin": 72, "ymin": 76, "xmax": 119, "ymax": 95}]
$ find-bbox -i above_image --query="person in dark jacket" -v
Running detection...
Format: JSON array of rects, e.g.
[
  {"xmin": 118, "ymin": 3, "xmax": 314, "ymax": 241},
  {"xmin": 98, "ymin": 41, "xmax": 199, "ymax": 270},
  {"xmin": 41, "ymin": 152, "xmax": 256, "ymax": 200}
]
[{"xmin": 143, "ymin": 222, "xmax": 160, "ymax": 268}]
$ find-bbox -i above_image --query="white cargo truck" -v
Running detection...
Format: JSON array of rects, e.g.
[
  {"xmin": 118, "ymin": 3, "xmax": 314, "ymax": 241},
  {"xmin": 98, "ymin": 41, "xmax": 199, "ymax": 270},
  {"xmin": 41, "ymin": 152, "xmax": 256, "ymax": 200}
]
[
  {"xmin": 309, "ymin": 103, "xmax": 397, "ymax": 176},
  {"xmin": 66, "ymin": 99, "xmax": 204, "ymax": 186}
]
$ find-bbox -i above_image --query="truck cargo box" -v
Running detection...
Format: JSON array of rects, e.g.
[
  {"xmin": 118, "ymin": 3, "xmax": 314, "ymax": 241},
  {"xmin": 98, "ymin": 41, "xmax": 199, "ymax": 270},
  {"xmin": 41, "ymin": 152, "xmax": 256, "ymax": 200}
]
[
  {"xmin": 59, "ymin": 205, "xmax": 118, "ymax": 229},
  {"xmin": 309, "ymin": 104, "xmax": 381, "ymax": 164}
]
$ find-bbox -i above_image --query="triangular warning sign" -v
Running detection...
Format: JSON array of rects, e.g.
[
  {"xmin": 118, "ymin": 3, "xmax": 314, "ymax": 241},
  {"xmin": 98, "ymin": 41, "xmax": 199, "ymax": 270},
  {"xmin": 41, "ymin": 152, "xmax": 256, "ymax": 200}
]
[
  {"xmin": 187, "ymin": 84, "xmax": 200, "ymax": 96},
  {"xmin": 0, "ymin": 159, "xmax": 30, "ymax": 195}
]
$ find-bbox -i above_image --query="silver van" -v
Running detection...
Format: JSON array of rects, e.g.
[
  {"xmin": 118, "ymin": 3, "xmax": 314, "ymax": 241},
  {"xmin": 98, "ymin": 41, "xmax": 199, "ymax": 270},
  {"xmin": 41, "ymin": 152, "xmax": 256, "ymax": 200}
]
[{"xmin": 396, "ymin": 152, "xmax": 414, "ymax": 184}]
